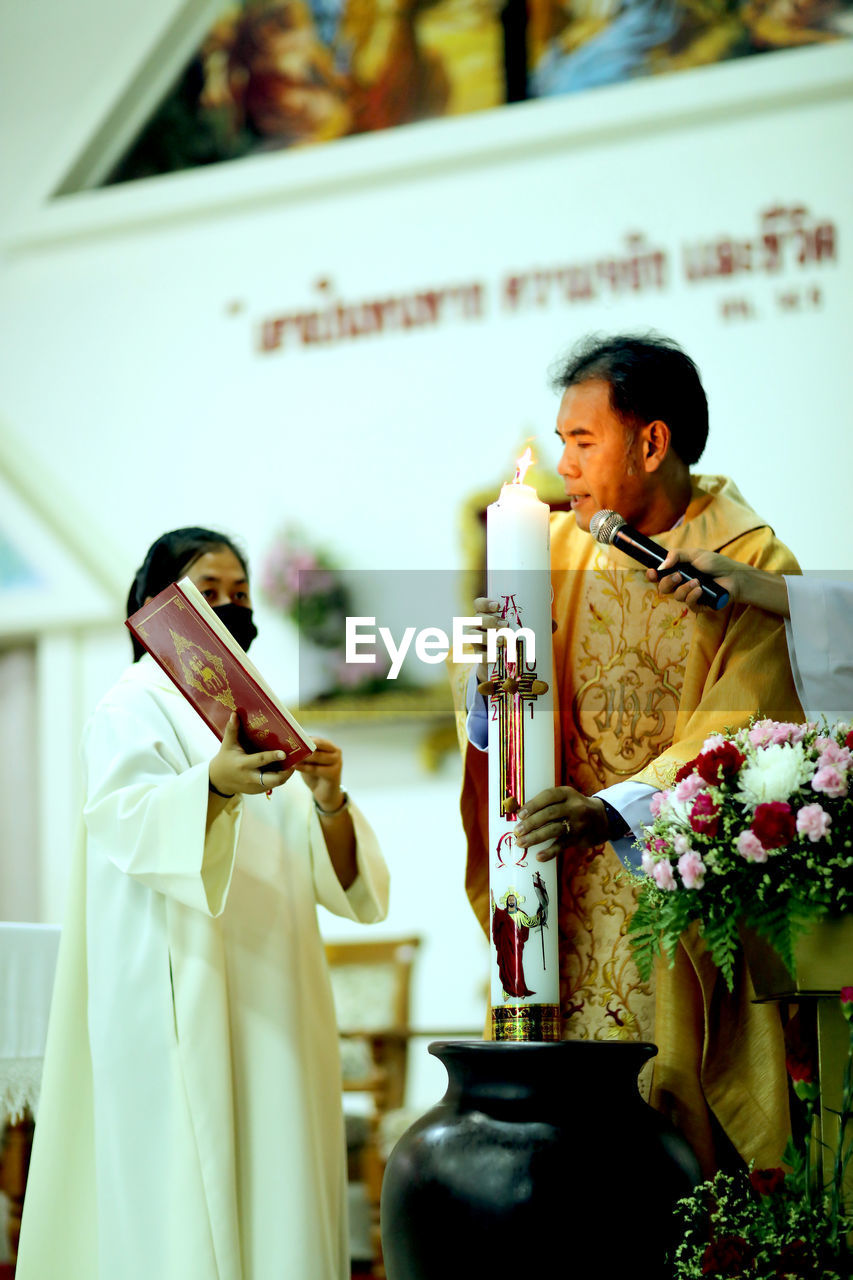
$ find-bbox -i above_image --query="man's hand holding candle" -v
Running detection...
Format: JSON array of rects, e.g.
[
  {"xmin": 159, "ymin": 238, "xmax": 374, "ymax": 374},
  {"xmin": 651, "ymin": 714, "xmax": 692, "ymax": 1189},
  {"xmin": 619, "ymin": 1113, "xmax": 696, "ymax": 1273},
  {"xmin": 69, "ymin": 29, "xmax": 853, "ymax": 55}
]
[{"xmin": 514, "ymin": 787, "xmax": 610, "ymax": 862}]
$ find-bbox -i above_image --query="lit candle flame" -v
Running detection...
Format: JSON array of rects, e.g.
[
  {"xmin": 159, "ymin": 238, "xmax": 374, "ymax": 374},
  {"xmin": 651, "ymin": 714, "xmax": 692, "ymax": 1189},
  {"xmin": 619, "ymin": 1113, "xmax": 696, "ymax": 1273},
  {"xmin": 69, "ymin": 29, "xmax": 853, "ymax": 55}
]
[{"xmin": 513, "ymin": 447, "xmax": 534, "ymax": 485}]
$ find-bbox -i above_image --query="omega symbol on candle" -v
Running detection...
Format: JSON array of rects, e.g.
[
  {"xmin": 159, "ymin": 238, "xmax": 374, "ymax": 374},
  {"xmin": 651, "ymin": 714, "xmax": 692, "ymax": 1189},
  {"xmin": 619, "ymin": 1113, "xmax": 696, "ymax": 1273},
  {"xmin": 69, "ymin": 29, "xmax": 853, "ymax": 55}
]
[{"xmin": 495, "ymin": 830, "xmax": 530, "ymax": 869}]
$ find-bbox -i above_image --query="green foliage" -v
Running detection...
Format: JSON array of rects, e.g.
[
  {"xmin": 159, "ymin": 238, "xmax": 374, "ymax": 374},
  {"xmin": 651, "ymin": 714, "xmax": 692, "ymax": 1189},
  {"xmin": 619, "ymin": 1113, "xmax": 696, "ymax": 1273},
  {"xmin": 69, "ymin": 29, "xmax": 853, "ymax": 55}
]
[{"xmin": 670, "ymin": 1000, "xmax": 853, "ymax": 1277}]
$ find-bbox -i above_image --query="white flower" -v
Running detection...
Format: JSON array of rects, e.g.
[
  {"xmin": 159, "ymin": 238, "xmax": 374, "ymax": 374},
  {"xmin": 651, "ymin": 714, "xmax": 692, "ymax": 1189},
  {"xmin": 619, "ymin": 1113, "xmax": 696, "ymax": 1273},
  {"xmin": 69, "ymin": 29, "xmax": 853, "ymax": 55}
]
[
  {"xmin": 735, "ymin": 741, "xmax": 812, "ymax": 809},
  {"xmin": 659, "ymin": 790, "xmax": 695, "ymax": 827}
]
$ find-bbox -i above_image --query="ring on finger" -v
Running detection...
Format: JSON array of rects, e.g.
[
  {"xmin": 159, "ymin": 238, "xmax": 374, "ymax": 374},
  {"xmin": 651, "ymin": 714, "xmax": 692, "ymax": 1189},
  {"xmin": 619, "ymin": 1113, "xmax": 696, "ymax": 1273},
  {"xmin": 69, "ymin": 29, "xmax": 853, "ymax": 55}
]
[{"xmin": 258, "ymin": 769, "xmax": 266, "ymax": 789}]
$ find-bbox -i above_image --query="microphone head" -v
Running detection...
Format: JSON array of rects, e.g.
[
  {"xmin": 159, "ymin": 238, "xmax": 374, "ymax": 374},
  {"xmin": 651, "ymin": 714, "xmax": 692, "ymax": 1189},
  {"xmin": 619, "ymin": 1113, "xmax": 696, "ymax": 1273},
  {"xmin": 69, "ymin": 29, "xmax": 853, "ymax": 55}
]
[{"xmin": 589, "ymin": 509, "xmax": 626, "ymax": 546}]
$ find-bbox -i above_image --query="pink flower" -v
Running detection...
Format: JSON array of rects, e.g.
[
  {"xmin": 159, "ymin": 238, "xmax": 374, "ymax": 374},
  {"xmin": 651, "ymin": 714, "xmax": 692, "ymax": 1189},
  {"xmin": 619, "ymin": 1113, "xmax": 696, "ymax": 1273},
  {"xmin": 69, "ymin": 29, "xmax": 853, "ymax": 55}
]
[
  {"xmin": 653, "ymin": 838, "xmax": 668, "ymax": 853},
  {"xmin": 773, "ymin": 721, "xmax": 808, "ymax": 745},
  {"xmin": 737, "ymin": 830, "xmax": 768, "ymax": 863},
  {"xmin": 675, "ymin": 772, "xmax": 705, "ymax": 803},
  {"xmin": 812, "ymin": 764, "xmax": 849, "ymax": 798},
  {"xmin": 653, "ymin": 860, "xmax": 677, "ymax": 891},
  {"xmin": 795, "ymin": 803, "xmax": 832, "ymax": 843},
  {"xmin": 816, "ymin": 740, "xmax": 852, "ymax": 770},
  {"xmin": 748, "ymin": 720, "xmax": 777, "ymax": 747},
  {"xmin": 748, "ymin": 719, "xmax": 807, "ymax": 748},
  {"xmin": 641, "ymin": 848, "xmax": 655, "ymax": 877},
  {"xmin": 677, "ymin": 850, "xmax": 706, "ymax": 890},
  {"xmin": 649, "ymin": 791, "xmax": 666, "ymax": 818},
  {"xmin": 672, "ymin": 833, "xmax": 692, "ymax": 856},
  {"xmin": 702, "ymin": 733, "xmax": 726, "ymax": 751}
]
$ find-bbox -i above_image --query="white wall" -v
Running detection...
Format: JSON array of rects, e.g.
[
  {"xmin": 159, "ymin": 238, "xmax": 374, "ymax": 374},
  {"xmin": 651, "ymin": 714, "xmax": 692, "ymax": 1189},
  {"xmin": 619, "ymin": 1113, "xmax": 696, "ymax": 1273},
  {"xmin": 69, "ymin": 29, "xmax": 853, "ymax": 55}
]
[
  {"xmin": 1, "ymin": 28, "xmax": 851, "ymax": 1108},
  {"xmin": 2, "ymin": 46, "xmax": 851, "ymax": 580}
]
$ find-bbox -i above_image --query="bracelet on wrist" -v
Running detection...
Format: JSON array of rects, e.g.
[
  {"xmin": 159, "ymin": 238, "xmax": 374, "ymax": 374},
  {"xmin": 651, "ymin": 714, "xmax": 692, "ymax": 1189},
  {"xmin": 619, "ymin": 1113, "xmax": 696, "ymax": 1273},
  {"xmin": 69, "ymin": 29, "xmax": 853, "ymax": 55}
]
[
  {"xmin": 209, "ymin": 778, "xmax": 235, "ymax": 799},
  {"xmin": 314, "ymin": 790, "xmax": 349, "ymax": 817}
]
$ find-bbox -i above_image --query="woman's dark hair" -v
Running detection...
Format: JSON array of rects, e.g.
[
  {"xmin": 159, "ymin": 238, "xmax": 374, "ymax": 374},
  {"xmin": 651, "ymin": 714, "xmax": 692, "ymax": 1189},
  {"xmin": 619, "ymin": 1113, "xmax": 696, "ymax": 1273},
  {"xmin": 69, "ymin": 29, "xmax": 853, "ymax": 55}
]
[
  {"xmin": 127, "ymin": 527, "xmax": 249, "ymax": 661},
  {"xmin": 550, "ymin": 332, "xmax": 709, "ymax": 466}
]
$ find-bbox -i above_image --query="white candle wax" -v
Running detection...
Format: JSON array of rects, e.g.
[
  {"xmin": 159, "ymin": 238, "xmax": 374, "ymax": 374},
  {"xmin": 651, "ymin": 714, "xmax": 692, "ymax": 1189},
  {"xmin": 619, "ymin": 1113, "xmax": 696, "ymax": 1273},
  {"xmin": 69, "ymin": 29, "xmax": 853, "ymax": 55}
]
[{"xmin": 486, "ymin": 479, "xmax": 561, "ymax": 1041}]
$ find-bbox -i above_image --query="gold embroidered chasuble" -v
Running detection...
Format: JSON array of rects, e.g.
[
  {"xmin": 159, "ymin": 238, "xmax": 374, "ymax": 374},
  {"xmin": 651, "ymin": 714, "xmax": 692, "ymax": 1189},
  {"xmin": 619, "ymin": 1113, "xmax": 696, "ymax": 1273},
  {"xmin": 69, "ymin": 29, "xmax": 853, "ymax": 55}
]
[{"xmin": 452, "ymin": 474, "xmax": 805, "ymax": 1174}]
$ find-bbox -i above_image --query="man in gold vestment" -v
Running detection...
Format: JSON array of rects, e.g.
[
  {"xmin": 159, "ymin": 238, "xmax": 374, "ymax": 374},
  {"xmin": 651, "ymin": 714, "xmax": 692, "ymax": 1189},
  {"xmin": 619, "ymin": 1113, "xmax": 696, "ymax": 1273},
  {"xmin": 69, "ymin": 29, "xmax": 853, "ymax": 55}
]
[{"xmin": 455, "ymin": 334, "xmax": 804, "ymax": 1175}]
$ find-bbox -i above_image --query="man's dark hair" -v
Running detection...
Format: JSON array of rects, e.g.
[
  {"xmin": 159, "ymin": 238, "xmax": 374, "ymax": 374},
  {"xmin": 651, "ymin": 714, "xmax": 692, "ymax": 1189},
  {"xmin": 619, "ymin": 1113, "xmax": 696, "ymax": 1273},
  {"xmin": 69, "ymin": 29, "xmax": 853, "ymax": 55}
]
[
  {"xmin": 126, "ymin": 526, "xmax": 249, "ymax": 661},
  {"xmin": 550, "ymin": 333, "xmax": 708, "ymax": 466}
]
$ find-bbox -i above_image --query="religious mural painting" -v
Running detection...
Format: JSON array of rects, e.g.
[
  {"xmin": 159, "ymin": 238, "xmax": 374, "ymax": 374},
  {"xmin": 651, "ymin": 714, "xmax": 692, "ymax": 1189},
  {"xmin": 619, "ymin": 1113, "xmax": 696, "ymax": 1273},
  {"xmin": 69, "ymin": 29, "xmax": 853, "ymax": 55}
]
[
  {"xmin": 105, "ymin": 0, "xmax": 506, "ymax": 185},
  {"xmin": 102, "ymin": 0, "xmax": 852, "ymax": 185}
]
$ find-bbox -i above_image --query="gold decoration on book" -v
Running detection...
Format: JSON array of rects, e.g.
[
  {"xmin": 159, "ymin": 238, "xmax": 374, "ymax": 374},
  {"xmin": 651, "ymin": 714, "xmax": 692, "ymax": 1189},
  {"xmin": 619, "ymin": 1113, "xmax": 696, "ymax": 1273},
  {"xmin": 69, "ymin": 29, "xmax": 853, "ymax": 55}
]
[
  {"xmin": 170, "ymin": 629, "xmax": 237, "ymax": 713},
  {"xmin": 246, "ymin": 711, "xmax": 270, "ymax": 740}
]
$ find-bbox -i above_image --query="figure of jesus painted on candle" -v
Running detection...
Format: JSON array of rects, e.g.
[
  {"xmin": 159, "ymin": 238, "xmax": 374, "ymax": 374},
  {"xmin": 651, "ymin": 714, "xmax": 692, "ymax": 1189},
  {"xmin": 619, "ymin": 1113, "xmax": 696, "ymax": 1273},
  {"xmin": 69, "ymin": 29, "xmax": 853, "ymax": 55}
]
[{"xmin": 481, "ymin": 450, "xmax": 561, "ymax": 1042}]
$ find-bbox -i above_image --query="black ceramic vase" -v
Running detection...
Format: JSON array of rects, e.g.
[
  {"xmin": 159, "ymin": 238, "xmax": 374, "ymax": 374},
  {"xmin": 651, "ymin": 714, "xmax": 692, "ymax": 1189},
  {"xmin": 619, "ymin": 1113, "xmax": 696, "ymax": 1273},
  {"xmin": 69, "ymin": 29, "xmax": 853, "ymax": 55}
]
[{"xmin": 380, "ymin": 1040, "xmax": 701, "ymax": 1280}]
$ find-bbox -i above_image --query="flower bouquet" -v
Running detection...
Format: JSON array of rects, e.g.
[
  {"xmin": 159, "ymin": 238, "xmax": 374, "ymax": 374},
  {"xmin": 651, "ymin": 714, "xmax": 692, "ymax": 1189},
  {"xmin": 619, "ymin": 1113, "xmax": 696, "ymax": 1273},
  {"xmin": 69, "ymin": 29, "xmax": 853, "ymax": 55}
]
[
  {"xmin": 629, "ymin": 719, "xmax": 853, "ymax": 992},
  {"xmin": 667, "ymin": 991, "xmax": 853, "ymax": 1278},
  {"xmin": 261, "ymin": 524, "xmax": 351, "ymax": 649},
  {"xmin": 260, "ymin": 524, "xmax": 392, "ymax": 699}
]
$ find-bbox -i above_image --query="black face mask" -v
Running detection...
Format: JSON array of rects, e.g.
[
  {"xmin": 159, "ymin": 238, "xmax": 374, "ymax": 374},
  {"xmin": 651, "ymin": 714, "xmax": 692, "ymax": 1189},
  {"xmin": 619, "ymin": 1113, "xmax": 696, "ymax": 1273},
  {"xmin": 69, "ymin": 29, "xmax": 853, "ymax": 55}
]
[{"xmin": 213, "ymin": 604, "xmax": 258, "ymax": 652}]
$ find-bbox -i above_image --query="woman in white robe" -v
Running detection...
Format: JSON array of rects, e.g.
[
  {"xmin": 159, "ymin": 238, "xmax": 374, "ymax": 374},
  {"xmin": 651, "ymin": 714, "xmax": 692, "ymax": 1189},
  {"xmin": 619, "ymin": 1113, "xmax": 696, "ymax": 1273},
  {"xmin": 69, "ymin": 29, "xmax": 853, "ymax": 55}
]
[
  {"xmin": 648, "ymin": 548, "xmax": 853, "ymax": 719},
  {"xmin": 17, "ymin": 528, "xmax": 390, "ymax": 1280}
]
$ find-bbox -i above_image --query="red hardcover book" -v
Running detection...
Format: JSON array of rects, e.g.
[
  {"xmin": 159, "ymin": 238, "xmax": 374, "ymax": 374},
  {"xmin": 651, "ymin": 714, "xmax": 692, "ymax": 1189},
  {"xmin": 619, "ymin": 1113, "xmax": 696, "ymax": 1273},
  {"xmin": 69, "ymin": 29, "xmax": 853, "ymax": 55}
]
[{"xmin": 126, "ymin": 576, "xmax": 315, "ymax": 767}]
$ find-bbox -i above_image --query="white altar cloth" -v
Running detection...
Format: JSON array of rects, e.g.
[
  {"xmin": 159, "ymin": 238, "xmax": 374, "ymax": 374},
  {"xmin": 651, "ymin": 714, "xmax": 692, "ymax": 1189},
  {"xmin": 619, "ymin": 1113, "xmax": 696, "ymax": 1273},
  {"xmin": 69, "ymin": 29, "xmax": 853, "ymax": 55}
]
[{"xmin": 0, "ymin": 924, "xmax": 60, "ymax": 1122}]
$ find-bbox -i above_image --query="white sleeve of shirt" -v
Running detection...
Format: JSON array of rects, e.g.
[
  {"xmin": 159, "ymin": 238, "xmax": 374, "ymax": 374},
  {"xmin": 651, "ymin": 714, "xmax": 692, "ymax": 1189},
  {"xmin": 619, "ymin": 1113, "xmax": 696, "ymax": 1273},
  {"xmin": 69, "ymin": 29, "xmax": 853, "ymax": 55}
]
[
  {"xmin": 784, "ymin": 575, "xmax": 853, "ymax": 722},
  {"xmin": 594, "ymin": 779, "xmax": 656, "ymax": 872},
  {"xmin": 466, "ymin": 668, "xmax": 489, "ymax": 752}
]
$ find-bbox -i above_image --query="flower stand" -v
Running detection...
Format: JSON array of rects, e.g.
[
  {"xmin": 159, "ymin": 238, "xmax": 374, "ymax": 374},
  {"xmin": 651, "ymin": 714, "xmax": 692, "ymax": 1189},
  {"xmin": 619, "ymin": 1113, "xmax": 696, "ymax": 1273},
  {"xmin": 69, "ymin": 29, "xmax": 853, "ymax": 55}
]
[{"xmin": 745, "ymin": 915, "xmax": 853, "ymax": 1209}]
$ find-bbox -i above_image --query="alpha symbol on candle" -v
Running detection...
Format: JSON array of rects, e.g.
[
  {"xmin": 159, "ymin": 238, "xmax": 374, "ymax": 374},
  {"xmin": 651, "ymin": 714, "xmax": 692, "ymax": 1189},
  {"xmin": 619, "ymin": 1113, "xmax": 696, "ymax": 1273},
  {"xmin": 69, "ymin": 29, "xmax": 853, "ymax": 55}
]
[{"xmin": 499, "ymin": 594, "xmax": 523, "ymax": 626}]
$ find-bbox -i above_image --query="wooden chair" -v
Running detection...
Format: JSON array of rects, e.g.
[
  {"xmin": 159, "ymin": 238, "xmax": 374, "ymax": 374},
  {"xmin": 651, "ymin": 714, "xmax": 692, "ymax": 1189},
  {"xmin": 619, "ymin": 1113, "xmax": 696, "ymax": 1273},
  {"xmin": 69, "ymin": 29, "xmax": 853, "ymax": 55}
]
[
  {"xmin": 0, "ymin": 1112, "xmax": 33, "ymax": 1268},
  {"xmin": 325, "ymin": 937, "xmax": 421, "ymax": 1278}
]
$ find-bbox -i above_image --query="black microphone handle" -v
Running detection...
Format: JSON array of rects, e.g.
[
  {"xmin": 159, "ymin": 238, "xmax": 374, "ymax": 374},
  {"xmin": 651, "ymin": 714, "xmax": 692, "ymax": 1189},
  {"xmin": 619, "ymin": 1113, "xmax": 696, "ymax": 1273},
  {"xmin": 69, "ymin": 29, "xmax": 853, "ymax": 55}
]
[{"xmin": 610, "ymin": 526, "xmax": 730, "ymax": 611}]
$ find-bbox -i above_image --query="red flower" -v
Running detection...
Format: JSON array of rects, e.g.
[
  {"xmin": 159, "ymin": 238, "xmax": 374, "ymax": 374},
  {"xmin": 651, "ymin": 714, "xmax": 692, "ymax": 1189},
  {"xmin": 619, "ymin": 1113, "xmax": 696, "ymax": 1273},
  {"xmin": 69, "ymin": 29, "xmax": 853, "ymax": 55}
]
[
  {"xmin": 845, "ymin": 730, "xmax": 853, "ymax": 751},
  {"xmin": 785, "ymin": 1046, "xmax": 814, "ymax": 1084},
  {"xmin": 773, "ymin": 1239, "xmax": 812, "ymax": 1276},
  {"xmin": 749, "ymin": 1166, "xmax": 786, "ymax": 1196},
  {"xmin": 751, "ymin": 801, "xmax": 796, "ymax": 850},
  {"xmin": 841, "ymin": 987, "xmax": 853, "ymax": 1023},
  {"xmin": 786, "ymin": 1042, "xmax": 820, "ymax": 1103},
  {"xmin": 675, "ymin": 756, "xmax": 700, "ymax": 784},
  {"xmin": 697, "ymin": 742, "xmax": 746, "ymax": 785},
  {"xmin": 689, "ymin": 791, "xmax": 720, "ymax": 837},
  {"xmin": 700, "ymin": 1235, "xmax": 755, "ymax": 1276}
]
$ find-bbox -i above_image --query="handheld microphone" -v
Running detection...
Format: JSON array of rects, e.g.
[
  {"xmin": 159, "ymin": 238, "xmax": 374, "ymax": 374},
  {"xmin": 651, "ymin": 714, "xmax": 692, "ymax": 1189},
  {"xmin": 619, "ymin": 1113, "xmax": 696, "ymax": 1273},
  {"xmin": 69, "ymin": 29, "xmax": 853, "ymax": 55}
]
[{"xmin": 589, "ymin": 509, "xmax": 730, "ymax": 611}]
